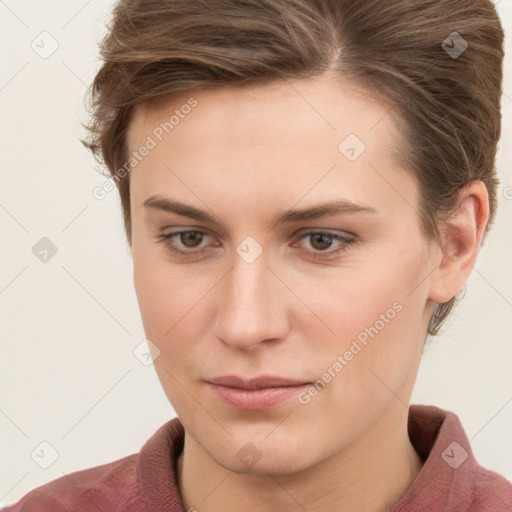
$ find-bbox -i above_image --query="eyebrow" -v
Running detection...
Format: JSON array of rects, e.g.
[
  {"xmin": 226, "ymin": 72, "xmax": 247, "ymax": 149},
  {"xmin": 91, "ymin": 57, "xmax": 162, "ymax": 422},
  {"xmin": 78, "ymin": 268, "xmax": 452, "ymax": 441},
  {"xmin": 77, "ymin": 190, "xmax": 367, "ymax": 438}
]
[{"xmin": 142, "ymin": 195, "xmax": 378, "ymax": 227}]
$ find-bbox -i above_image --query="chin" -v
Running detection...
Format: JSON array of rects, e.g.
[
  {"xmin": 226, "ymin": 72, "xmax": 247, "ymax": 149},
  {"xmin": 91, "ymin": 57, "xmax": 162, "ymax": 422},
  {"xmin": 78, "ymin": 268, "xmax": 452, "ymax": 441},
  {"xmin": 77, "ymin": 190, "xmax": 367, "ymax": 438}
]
[
  {"xmin": 202, "ymin": 428, "xmax": 322, "ymax": 476},
  {"xmin": 220, "ymin": 448, "xmax": 317, "ymax": 476}
]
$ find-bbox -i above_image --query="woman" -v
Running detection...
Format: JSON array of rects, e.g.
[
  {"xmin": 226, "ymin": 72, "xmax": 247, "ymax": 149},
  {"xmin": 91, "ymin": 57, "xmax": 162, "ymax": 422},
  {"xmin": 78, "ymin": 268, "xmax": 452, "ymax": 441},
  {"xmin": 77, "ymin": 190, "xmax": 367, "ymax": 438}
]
[{"xmin": 4, "ymin": 0, "xmax": 511, "ymax": 510}]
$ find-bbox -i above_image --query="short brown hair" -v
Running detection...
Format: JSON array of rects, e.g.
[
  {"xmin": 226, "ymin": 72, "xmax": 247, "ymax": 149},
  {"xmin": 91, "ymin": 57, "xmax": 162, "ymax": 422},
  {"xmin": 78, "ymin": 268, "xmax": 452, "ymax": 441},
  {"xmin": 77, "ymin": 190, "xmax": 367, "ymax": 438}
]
[{"xmin": 81, "ymin": 0, "xmax": 504, "ymax": 336}]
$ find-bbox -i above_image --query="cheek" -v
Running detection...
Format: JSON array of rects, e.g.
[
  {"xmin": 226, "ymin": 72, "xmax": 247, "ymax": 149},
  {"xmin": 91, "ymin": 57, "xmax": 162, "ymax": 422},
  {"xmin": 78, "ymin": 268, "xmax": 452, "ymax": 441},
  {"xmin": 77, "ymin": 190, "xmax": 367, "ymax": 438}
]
[
  {"xmin": 133, "ymin": 254, "xmax": 206, "ymax": 412},
  {"xmin": 303, "ymin": 245, "xmax": 426, "ymax": 398},
  {"xmin": 132, "ymin": 244, "xmax": 215, "ymax": 372},
  {"xmin": 134, "ymin": 265, "xmax": 200, "ymax": 345},
  {"xmin": 296, "ymin": 252, "xmax": 420, "ymax": 346},
  {"xmin": 133, "ymin": 235, "xmax": 192, "ymax": 328}
]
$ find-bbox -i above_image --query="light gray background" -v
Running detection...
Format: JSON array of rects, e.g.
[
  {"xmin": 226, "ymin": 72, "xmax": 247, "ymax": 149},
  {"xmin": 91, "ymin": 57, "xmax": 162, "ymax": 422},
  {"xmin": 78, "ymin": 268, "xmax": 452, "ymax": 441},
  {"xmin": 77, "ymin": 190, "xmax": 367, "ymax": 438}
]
[{"xmin": 1, "ymin": 0, "xmax": 511, "ymax": 506}]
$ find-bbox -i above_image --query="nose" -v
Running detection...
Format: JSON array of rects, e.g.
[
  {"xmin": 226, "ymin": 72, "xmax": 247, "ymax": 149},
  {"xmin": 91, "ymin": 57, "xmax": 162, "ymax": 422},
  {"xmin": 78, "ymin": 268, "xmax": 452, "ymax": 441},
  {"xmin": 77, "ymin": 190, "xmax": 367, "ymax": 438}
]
[{"xmin": 212, "ymin": 249, "xmax": 290, "ymax": 352}]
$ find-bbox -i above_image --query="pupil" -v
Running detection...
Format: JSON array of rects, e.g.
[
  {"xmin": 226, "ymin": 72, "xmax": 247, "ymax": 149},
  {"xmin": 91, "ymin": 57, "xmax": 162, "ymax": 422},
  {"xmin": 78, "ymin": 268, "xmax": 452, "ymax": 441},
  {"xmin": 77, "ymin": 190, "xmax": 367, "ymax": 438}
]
[
  {"xmin": 311, "ymin": 233, "xmax": 332, "ymax": 251},
  {"xmin": 182, "ymin": 232, "xmax": 203, "ymax": 248}
]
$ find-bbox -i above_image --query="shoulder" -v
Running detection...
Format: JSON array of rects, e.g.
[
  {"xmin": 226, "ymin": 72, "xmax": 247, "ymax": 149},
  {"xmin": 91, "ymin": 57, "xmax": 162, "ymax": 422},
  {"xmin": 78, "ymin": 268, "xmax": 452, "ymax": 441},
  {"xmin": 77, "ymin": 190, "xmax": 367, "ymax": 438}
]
[
  {"xmin": 1, "ymin": 453, "xmax": 141, "ymax": 512},
  {"xmin": 393, "ymin": 404, "xmax": 512, "ymax": 512},
  {"xmin": 466, "ymin": 464, "xmax": 512, "ymax": 511},
  {"xmin": 1, "ymin": 417, "xmax": 184, "ymax": 512}
]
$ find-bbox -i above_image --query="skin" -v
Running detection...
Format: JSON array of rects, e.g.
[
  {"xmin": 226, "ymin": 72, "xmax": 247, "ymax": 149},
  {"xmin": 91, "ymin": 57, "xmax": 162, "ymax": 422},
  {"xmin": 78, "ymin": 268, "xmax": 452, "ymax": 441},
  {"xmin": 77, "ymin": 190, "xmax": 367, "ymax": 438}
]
[{"xmin": 127, "ymin": 74, "xmax": 489, "ymax": 512}]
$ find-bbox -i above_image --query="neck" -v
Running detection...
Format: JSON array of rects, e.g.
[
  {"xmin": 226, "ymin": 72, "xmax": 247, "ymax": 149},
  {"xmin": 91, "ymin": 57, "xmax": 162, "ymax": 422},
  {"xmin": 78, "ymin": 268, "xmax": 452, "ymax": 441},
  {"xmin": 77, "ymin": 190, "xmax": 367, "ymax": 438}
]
[{"xmin": 176, "ymin": 402, "xmax": 424, "ymax": 512}]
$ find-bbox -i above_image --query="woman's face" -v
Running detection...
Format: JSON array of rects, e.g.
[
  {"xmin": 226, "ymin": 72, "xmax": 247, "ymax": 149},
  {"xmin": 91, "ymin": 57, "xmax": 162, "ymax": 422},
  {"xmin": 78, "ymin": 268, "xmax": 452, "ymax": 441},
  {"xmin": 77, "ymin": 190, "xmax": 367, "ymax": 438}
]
[{"xmin": 128, "ymin": 75, "xmax": 438, "ymax": 474}]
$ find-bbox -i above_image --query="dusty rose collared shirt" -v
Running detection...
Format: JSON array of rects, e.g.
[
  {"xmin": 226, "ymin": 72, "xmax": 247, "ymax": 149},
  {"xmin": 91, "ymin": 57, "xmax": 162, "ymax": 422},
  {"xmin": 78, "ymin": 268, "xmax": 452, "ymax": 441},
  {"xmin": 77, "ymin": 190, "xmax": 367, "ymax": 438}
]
[{"xmin": 3, "ymin": 405, "xmax": 511, "ymax": 511}]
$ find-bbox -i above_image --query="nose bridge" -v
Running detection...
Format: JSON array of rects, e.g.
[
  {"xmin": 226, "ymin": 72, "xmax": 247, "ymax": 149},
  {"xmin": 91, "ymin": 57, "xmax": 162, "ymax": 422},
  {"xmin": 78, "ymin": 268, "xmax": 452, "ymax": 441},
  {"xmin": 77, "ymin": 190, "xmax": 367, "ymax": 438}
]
[{"xmin": 213, "ymin": 247, "xmax": 287, "ymax": 350}]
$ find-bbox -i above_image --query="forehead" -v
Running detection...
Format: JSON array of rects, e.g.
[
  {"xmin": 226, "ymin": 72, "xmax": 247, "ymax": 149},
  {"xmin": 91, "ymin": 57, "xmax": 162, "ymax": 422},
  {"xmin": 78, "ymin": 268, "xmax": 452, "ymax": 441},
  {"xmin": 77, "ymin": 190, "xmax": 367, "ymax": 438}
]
[
  {"xmin": 127, "ymin": 75, "xmax": 402, "ymax": 157},
  {"xmin": 126, "ymin": 75, "xmax": 417, "ymax": 229}
]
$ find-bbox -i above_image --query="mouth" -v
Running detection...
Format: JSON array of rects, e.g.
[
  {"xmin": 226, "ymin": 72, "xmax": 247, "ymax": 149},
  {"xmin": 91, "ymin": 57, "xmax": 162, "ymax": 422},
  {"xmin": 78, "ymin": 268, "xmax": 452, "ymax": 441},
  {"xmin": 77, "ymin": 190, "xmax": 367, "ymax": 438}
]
[{"xmin": 205, "ymin": 375, "xmax": 311, "ymax": 410}]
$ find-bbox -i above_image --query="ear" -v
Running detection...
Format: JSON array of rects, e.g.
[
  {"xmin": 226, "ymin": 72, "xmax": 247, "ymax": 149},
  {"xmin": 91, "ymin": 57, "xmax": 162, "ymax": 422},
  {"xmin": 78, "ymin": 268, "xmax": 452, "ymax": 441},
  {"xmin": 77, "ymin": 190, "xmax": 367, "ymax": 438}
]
[{"xmin": 428, "ymin": 180, "xmax": 490, "ymax": 304}]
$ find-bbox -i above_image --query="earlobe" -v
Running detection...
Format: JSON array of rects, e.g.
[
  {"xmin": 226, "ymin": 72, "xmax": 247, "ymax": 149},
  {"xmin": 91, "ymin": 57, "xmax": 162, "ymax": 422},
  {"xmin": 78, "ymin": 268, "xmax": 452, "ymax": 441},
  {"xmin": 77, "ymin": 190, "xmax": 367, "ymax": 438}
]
[{"xmin": 427, "ymin": 181, "xmax": 489, "ymax": 305}]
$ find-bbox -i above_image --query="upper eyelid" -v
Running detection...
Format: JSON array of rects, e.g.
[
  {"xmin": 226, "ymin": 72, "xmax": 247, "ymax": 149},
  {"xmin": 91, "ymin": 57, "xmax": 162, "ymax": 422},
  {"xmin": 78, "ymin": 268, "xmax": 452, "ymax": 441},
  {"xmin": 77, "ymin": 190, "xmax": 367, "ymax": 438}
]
[
  {"xmin": 160, "ymin": 225, "xmax": 354, "ymax": 235},
  {"xmin": 160, "ymin": 227, "xmax": 353, "ymax": 237}
]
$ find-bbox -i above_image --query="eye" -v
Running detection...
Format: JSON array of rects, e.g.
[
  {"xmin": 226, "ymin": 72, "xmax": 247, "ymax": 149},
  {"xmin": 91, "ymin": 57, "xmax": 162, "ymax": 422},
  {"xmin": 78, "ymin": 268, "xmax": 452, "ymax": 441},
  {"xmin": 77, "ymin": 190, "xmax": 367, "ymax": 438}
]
[
  {"xmin": 293, "ymin": 231, "xmax": 354, "ymax": 260},
  {"xmin": 155, "ymin": 229, "xmax": 355, "ymax": 260},
  {"xmin": 155, "ymin": 230, "xmax": 215, "ymax": 256}
]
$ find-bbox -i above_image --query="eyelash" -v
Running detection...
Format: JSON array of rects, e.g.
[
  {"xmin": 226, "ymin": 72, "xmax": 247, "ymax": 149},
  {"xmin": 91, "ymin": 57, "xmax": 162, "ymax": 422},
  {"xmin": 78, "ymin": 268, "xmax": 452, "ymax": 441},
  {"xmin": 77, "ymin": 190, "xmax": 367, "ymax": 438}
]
[{"xmin": 155, "ymin": 230, "xmax": 355, "ymax": 260}]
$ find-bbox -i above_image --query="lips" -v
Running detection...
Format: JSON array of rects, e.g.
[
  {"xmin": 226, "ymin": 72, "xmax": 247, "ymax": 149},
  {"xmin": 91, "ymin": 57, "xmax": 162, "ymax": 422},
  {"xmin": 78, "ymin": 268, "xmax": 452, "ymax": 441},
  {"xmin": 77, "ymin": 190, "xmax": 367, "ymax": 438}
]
[
  {"xmin": 205, "ymin": 375, "xmax": 311, "ymax": 410},
  {"xmin": 206, "ymin": 374, "xmax": 310, "ymax": 389}
]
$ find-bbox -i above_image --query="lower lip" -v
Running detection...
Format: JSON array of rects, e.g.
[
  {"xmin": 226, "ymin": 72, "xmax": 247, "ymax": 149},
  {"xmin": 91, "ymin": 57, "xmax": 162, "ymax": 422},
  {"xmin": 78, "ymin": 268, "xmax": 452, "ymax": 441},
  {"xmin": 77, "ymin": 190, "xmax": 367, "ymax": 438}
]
[{"xmin": 207, "ymin": 383, "xmax": 310, "ymax": 410}]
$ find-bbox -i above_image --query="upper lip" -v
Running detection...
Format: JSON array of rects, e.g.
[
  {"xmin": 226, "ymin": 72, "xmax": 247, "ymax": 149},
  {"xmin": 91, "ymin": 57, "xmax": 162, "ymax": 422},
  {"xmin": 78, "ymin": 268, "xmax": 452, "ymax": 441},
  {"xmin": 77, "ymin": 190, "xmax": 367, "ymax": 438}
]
[{"xmin": 206, "ymin": 375, "xmax": 310, "ymax": 389}]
